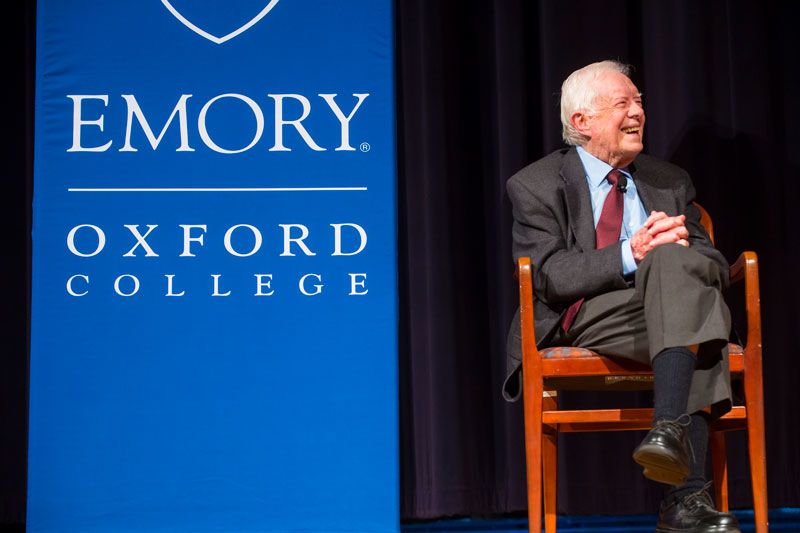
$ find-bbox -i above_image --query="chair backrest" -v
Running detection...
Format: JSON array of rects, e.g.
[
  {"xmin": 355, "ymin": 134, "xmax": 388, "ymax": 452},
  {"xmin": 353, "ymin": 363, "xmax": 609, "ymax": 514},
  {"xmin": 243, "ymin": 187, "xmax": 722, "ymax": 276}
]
[{"xmin": 694, "ymin": 202, "xmax": 715, "ymax": 245}]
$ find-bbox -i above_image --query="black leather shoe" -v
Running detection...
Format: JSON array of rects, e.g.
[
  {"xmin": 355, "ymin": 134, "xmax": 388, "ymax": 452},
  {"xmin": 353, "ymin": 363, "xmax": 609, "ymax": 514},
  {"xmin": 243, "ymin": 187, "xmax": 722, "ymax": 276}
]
[
  {"xmin": 656, "ymin": 484, "xmax": 741, "ymax": 532},
  {"xmin": 632, "ymin": 415, "xmax": 691, "ymax": 485}
]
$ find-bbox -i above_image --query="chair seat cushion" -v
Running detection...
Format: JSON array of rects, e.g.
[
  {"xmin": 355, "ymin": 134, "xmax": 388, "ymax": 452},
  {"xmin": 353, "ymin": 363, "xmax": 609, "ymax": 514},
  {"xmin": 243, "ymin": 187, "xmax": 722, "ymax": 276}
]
[
  {"xmin": 540, "ymin": 343, "xmax": 744, "ymax": 391},
  {"xmin": 540, "ymin": 343, "xmax": 743, "ymax": 359}
]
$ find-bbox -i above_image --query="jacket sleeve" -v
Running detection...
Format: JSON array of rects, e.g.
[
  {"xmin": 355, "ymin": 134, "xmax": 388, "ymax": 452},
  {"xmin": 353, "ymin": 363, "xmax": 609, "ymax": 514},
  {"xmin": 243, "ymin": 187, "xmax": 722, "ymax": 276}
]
[{"xmin": 507, "ymin": 173, "xmax": 629, "ymax": 306}]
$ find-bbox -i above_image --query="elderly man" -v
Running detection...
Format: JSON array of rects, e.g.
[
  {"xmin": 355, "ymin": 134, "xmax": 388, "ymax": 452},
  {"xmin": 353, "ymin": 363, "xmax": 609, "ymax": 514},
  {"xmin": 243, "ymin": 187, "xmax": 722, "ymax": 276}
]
[{"xmin": 504, "ymin": 60, "xmax": 740, "ymax": 532}]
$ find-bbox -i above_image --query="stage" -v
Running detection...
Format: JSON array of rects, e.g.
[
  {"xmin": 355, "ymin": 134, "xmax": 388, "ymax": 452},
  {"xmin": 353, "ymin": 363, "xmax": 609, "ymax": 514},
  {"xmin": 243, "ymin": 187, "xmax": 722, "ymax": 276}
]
[{"xmin": 404, "ymin": 509, "xmax": 800, "ymax": 533}]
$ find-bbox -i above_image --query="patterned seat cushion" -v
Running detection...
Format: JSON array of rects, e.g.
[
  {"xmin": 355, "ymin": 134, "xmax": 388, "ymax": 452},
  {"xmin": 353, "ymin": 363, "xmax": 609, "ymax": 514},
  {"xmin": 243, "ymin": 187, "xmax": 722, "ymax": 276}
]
[
  {"xmin": 539, "ymin": 343, "xmax": 744, "ymax": 391},
  {"xmin": 540, "ymin": 343, "xmax": 743, "ymax": 359}
]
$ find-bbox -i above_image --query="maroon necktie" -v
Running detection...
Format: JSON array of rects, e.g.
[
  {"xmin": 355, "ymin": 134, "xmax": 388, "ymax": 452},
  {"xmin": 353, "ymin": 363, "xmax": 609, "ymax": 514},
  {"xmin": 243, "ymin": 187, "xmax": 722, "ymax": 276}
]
[{"xmin": 561, "ymin": 169, "xmax": 625, "ymax": 331}]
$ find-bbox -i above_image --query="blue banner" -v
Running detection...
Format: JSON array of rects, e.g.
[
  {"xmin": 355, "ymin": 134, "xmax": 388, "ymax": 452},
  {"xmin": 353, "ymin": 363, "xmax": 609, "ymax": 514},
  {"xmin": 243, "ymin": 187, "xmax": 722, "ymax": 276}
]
[{"xmin": 30, "ymin": 2, "xmax": 397, "ymax": 532}]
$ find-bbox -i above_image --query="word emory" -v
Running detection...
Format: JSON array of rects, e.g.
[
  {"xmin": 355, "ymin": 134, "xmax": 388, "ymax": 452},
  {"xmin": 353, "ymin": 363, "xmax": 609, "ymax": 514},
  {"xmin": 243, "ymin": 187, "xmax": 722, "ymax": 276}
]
[{"xmin": 67, "ymin": 93, "xmax": 369, "ymax": 153}]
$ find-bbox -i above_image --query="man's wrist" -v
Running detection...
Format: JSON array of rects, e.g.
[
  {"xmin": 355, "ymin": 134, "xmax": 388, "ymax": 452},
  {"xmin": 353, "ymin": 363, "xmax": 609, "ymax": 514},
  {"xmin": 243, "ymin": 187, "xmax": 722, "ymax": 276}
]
[{"xmin": 621, "ymin": 239, "xmax": 638, "ymax": 276}]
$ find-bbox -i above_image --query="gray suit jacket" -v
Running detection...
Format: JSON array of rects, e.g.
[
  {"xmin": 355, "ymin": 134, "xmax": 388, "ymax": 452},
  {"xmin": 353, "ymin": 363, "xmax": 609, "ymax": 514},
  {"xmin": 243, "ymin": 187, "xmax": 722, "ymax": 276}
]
[{"xmin": 503, "ymin": 147, "xmax": 728, "ymax": 401}]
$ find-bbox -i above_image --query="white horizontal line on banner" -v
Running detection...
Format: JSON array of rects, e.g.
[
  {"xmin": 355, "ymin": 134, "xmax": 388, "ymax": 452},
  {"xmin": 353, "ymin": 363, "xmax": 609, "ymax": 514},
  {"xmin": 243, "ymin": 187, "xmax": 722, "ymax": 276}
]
[{"xmin": 67, "ymin": 187, "xmax": 369, "ymax": 192}]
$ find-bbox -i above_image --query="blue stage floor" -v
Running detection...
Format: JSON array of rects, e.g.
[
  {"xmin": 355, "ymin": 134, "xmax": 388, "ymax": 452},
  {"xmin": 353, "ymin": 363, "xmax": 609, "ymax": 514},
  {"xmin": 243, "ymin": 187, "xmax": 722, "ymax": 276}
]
[{"xmin": 403, "ymin": 508, "xmax": 800, "ymax": 532}]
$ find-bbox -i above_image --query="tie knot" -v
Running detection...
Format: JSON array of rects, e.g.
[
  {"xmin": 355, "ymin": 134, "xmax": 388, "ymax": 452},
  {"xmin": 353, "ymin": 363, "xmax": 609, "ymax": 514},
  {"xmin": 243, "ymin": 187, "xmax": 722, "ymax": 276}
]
[{"xmin": 607, "ymin": 169, "xmax": 622, "ymax": 186}]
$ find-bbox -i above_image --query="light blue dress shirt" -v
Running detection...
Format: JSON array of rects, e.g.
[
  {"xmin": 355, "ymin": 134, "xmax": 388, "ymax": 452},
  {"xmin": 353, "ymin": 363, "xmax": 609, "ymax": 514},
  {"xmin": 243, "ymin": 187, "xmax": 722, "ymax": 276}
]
[{"xmin": 576, "ymin": 146, "xmax": 649, "ymax": 276}]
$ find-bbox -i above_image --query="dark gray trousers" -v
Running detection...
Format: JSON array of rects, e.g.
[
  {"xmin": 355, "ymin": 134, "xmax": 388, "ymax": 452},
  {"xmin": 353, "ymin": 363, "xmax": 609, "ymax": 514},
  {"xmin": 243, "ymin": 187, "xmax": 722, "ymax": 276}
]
[{"xmin": 551, "ymin": 243, "xmax": 733, "ymax": 419}]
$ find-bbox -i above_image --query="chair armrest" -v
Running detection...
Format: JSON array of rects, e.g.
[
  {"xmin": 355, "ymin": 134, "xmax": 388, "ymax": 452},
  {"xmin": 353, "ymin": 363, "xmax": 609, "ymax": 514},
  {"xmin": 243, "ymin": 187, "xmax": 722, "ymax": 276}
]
[
  {"xmin": 730, "ymin": 251, "xmax": 756, "ymax": 284},
  {"xmin": 728, "ymin": 251, "xmax": 762, "ymax": 356}
]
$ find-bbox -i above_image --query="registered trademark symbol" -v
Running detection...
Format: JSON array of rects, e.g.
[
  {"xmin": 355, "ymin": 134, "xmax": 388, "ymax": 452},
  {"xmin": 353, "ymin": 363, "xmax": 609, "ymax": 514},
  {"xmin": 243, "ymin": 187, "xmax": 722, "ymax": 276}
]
[{"xmin": 359, "ymin": 142, "xmax": 371, "ymax": 152}]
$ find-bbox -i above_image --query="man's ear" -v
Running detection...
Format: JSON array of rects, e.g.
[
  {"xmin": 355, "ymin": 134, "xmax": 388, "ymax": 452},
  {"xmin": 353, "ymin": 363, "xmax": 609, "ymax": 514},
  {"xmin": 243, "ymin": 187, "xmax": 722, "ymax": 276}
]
[{"xmin": 570, "ymin": 111, "xmax": 591, "ymax": 137}]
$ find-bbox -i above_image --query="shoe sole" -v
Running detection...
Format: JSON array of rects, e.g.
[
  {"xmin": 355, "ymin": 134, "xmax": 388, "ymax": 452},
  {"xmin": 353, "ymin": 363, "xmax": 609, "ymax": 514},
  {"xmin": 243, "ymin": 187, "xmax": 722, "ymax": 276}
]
[{"xmin": 632, "ymin": 444, "xmax": 689, "ymax": 486}]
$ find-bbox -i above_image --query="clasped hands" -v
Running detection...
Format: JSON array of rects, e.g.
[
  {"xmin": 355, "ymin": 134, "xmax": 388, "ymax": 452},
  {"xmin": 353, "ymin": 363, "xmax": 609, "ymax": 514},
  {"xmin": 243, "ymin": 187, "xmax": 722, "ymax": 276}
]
[{"xmin": 631, "ymin": 211, "xmax": 689, "ymax": 264}]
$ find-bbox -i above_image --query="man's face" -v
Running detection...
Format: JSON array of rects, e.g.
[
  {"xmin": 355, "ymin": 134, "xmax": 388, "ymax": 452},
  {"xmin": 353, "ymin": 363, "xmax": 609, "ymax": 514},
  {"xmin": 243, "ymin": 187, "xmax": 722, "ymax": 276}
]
[{"xmin": 582, "ymin": 71, "xmax": 645, "ymax": 168}]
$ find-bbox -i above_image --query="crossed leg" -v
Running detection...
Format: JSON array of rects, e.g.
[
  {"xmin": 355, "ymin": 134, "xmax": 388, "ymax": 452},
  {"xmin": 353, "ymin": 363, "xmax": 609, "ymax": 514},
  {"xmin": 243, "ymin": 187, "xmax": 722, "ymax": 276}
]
[{"xmin": 550, "ymin": 243, "xmax": 739, "ymax": 531}]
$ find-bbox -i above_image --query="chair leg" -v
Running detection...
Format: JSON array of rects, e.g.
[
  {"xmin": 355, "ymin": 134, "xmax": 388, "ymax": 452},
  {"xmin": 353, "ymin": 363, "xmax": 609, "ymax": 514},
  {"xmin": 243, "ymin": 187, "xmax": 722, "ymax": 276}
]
[
  {"xmin": 523, "ymin": 382, "xmax": 544, "ymax": 533},
  {"xmin": 542, "ymin": 394, "xmax": 558, "ymax": 533},
  {"xmin": 709, "ymin": 430, "xmax": 729, "ymax": 512},
  {"xmin": 744, "ymin": 368, "xmax": 769, "ymax": 533}
]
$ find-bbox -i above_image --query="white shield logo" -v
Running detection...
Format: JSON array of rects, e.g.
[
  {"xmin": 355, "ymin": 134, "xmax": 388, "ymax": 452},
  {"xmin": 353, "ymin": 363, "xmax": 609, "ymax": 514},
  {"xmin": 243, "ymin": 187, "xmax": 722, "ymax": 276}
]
[{"xmin": 160, "ymin": 0, "xmax": 280, "ymax": 44}]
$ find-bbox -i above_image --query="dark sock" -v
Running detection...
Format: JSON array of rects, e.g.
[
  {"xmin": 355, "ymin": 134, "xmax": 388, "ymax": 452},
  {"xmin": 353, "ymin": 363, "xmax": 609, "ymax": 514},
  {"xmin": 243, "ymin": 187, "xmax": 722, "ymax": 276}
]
[
  {"xmin": 665, "ymin": 412, "xmax": 711, "ymax": 503},
  {"xmin": 652, "ymin": 347, "xmax": 696, "ymax": 422}
]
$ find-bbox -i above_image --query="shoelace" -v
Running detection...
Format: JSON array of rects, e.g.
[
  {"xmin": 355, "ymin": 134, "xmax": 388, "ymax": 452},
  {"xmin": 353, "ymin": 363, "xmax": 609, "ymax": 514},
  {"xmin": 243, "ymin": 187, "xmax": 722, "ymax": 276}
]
[
  {"xmin": 682, "ymin": 481, "xmax": 716, "ymax": 510},
  {"xmin": 653, "ymin": 413, "xmax": 695, "ymax": 462}
]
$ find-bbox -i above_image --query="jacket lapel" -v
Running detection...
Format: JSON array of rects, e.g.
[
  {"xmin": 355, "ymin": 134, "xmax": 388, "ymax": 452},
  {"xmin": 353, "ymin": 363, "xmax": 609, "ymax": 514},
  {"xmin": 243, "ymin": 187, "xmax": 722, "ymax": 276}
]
[
  {"xmin": 628, "ymin": 160, "xmax": 675, "ymax": 215},
  {"xmin": 560, "ymin": 148, "xmax": 596, "ymax": 252}
]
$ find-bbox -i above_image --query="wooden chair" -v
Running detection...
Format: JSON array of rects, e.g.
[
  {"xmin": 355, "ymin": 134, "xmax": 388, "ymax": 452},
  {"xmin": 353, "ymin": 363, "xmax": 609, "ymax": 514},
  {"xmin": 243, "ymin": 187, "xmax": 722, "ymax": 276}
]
[{"xmin": 516, "ymin": 204, "xmax": 768, "ymax": 533}]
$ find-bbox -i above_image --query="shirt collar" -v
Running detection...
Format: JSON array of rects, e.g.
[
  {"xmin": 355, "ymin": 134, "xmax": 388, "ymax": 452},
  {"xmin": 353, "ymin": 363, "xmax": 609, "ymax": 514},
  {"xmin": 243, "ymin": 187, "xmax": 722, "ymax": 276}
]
[{"xmin": 576, "ymin": 146, "xmax": 633, "ymax": 188}]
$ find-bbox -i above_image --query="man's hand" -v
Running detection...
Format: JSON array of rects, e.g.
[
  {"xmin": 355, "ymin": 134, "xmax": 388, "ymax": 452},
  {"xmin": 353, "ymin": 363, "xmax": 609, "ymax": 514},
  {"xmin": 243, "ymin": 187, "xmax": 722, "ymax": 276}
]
[{"xmin": 630, "ymin": 211, "xmax": 689, "ymax": 263}]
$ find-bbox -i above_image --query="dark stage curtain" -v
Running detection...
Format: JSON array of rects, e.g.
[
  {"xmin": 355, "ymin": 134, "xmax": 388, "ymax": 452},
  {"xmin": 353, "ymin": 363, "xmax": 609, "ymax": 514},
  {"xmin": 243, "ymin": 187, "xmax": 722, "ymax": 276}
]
[
  {"xmin": 4, "ymin": 0, "xmax": 800, "ymax": 528},
  {"xmin": 397, "ymin": 0, "xmax": 800, "ymax": 520}
]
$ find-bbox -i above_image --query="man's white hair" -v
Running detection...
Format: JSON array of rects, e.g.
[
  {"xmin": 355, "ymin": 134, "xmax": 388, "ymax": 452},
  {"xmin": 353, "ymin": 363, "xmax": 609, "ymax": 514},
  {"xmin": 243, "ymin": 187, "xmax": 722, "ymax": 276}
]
[{"xmin": 560, "ymin": 60, "xmax": 632, "ymax": 146}]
